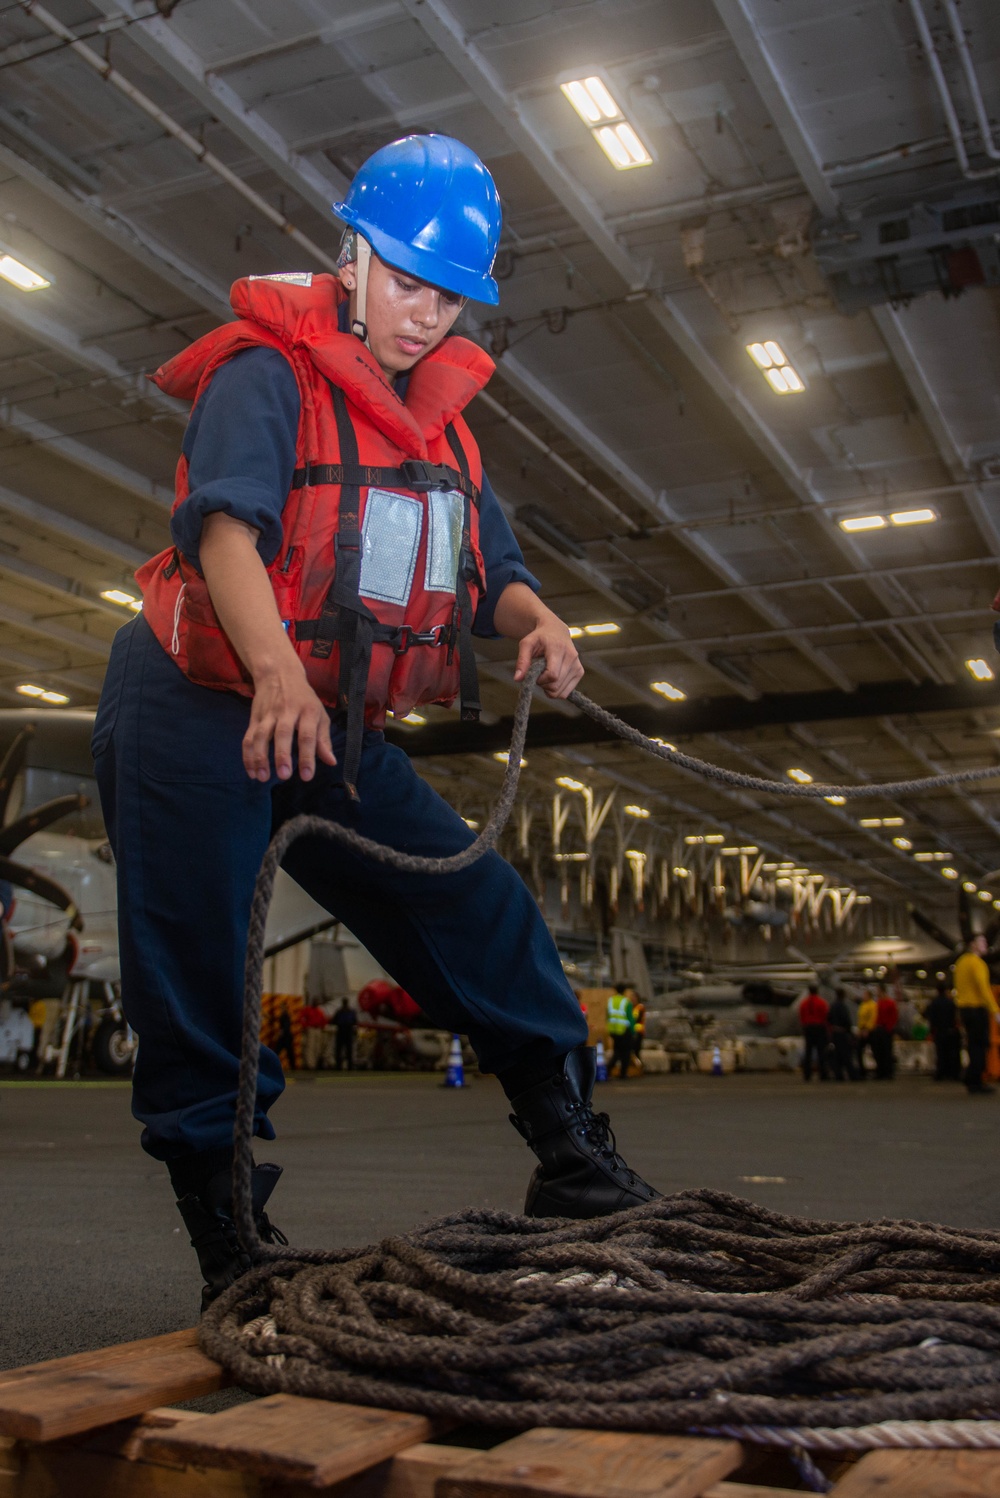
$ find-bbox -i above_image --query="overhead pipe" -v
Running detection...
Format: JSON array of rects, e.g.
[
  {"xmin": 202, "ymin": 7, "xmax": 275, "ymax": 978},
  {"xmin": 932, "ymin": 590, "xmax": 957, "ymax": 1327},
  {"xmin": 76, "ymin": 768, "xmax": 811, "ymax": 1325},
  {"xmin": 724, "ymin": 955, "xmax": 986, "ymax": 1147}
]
[
  {"xmin": 906, "ymin": 0, "xmax": 999, "ymax": 179},
  {"xmin": 942, "ymin": 0, "xmax": 1000, "ymax": 162},
  {"xmin": 18, "ymin": 1, "xmax": 341, "ymax": 272}
]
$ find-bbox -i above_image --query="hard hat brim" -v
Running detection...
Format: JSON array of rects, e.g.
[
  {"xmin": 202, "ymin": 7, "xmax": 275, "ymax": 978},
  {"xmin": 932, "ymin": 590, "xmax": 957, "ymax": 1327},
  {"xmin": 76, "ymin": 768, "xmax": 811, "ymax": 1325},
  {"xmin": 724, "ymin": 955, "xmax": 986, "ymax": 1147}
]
[{"xmin": 333, "ymin": 203, "xmax": 500, "ymax": 306}]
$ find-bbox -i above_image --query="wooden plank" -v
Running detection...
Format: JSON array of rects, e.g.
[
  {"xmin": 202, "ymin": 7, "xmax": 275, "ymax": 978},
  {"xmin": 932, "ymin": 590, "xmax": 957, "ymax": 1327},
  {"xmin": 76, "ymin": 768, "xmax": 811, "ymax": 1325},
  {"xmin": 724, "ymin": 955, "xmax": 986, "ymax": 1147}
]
[
  {"xmin": 437, "ymin": 1428, "xmax": 743, "ymax": 1498},
  {"xmin": 330, "ymin": 1443, "xmax": 481, "ymax": 1498},
  {"xmin": 0, "ymin": 1331, "xmax": 225, "ymax": 1443},
  {"xmin": 704, "ymin": 1487, "xmax": 814, "ymax": 1498},
  {"xmin": 831, "ymin": 1448, "xmax": 1000, "ymax": 1497},
  {"xmin": 142, "ymin": 1393, "xmax": 435, "ymax": 1488}
]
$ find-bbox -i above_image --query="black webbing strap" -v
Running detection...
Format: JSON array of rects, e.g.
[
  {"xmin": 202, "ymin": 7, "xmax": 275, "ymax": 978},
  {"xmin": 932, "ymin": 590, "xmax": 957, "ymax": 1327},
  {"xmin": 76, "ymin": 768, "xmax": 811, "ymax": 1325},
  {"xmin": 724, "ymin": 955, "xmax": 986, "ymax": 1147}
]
[
  {"xmin": 291, "ymin": 460, "xmax": 480, "ymax": 507},
  {"xmin": 310, "ymin": 385, "xmax": 379, "ymax": 801},
  {"xmin": 444, "ymin": 423, "xmax": 481, "ymax": 724}
]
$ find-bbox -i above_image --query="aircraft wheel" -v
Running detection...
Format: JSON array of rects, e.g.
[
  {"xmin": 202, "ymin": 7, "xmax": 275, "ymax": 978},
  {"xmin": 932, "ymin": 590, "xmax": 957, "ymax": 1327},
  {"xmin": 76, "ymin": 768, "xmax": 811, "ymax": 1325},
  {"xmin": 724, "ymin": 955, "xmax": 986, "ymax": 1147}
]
[{"xmin": 93, "ymin": 1017, "xmax": 136, "ymax": 1076}]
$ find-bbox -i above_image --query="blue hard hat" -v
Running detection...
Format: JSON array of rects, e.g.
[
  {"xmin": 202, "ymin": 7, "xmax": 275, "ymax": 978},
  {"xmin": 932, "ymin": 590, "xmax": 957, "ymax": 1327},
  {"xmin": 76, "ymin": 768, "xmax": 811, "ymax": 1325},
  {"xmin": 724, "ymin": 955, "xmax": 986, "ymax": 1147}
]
[{"xmin": 333, "ymin": 134, "xmax": 502, "ymax": 305}]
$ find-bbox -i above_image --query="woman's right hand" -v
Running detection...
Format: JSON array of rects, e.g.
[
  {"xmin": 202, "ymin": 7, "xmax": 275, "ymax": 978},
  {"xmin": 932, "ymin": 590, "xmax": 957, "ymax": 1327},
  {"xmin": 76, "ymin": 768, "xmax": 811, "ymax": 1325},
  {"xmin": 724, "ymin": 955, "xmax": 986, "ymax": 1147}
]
[{"xmin": 243, "ymin": 663, "xmax": 336, "ymax": 783}]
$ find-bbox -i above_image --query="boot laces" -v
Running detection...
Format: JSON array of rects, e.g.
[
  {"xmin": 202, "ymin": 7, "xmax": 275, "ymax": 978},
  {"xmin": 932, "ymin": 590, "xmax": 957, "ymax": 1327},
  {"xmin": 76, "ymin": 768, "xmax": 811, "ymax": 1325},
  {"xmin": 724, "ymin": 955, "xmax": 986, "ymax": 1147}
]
[
  {"xmin": 259, "ymin": 1212, "xmax": 288, "ymax": 1248},
  {"xmin": 571, "ymin": 1100, "xmax": 637, "ymax": 1185}
]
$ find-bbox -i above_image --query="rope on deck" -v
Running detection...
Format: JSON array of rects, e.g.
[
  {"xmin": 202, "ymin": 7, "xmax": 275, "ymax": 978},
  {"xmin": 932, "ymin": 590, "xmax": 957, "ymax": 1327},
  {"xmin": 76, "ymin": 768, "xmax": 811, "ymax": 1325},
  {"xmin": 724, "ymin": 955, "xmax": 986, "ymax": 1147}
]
[{"xmin": 198, "ymin": 658, "xmax": 1000, "ymax": 1454}]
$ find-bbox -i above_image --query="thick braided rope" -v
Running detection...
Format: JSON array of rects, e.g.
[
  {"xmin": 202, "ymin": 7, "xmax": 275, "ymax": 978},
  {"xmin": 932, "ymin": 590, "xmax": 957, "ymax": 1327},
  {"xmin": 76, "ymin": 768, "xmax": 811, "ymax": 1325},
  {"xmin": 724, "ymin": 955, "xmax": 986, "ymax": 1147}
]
[
  {"xmin": 569, "ymin": 690, "xmax": 1000, "ymax": 798},
  {"xmin": 203, "ymin": 1191, "xmax": 1000, "ymax": 1445},
  {"xmin": 217, "ymin": 657, "xmax": 1000, "ymax": 1449}
]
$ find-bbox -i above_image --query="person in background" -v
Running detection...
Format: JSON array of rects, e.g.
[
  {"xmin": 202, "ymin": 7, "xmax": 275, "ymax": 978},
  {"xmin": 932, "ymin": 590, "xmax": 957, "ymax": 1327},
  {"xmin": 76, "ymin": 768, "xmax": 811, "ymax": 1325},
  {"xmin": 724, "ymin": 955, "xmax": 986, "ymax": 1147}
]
[
  {"xmin": 827, "ymin": 988, "xmax": 857, "ymax": 1081},
  {"xmin": 926, "ymin": 979, "xmax": 962, "ymax": 1082},
  {"xmin": 855, "ymin": 989, "xmax": 877, "ymax": 1080},
  {"xmin": 799, "ymin": 980, "xmax": 829, "ymax": 1082},
  {"xmin": 871, "ymin": 986, "xmax": 899, "ymax": 1080},
  {"xmin": 954, "ymin": 934, "xmax": 998, "ymax": 1096},
  {"xmin": 631, "ymin": 994, "xmax": 647, "ymax": 1066},
  {"xmin": 606, "ymin": 983, "xmax": 635, "ymax": 1080},
  {"xmin": 333, "ymin": 998, "xmax": 357, "ymax": 1072}
]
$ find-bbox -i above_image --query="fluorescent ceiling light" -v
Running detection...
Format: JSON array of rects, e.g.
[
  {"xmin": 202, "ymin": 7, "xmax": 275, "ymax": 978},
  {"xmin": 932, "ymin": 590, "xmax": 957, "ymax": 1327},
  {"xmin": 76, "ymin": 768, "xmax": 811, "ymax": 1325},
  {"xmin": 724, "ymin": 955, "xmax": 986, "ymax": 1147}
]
[
  {"xmin": 978, "ymin": 889, "xmax": 993, "ymax": 902},
  {"xmin": 762, "ymin": 862, "xmax": 778, "ymax": 870},
  {"xmin": 859, "ymin": 817, "xmax": 883, "ymax": 827},
  {"xmin": 890, "ymin": 508, "xmax": 936, "ymax": 526},
  {"xmin": 594, "ymin": 122, "xmax": 652, "ymax": 169},
  {"xmin": 824, "ymin": 794, "xmax": 846, "ymax": 805},
  {"xmin": 963, "ymin": 880, "xmax": 977, "ymax": 892},
  {"xmin": 882, "ymin": 816, "xmax": 904, "ymax": 826},
  {"xmin": 913, "ymin": 851, "xmax": 935, "ymax": 861},
  {"xmin": 746, "ymin": 339, "xmax": 805, "ymax": 394},
  {"xmin": 786, "ymin": 767, "xmax": 812, "ymax": 784},
  {"xmin": 624, "ymin": 804, "xmax": 650, "ymax": 818},
  {"xmin": 0, "ymin": 252, "xmax": 50, "ymax": 291},
  {"xmin": 856, "ymin": 894, "xmax": 872, "ymax": 904},
  {"xmin": 625, "ymin": 848, "xmax": 645, "ymax": 859},
  {"xmin": 704, "ymin": 834, "xmax": 725, "ymax": 844},
  {"xmin": 722, "ymin": 846, "xmax": 740, "ymax": 855},
  {"xmin": 672, "ymin": 866, "xmax": 690, "ymax": 877},
  {"xmin": 740, "ymin": 845, "xmax": 759, "ymax": 854},
  {"xmin": 764, "ymin": 366, "xmax": 804, "ymax": 394},
  {"xmin": 583, "ymin": 621, "xmax": 620, "ymax": 636},
  {"xmin": 101, "ymin": 588, "xmax": 138, "ymax": 607},
  {"xmin": 560, "ymin": 76, "xmax": 652, "ymax": 171},
  {"xmin": 652, "ymin": 680, "xmax": 686, "ymax": 701},
  {"xmin": 568, "ymin": 626, "xmax": 583, "ymax": 638},
  {"xmin": 560, "ymin": 76, "xmax": 620, "ymax": 123},
  {"xmin": 840, "ymin": 514, "xmax": 886, "ymax": 533},
  {"xmin": 556, "ymin": 776, "xmax": 585, "ymax": 792},
  {"xmin": 399, "ymin": 711, "xmax": 425, "ymax": 725},
  {"xmin": 893, "ymin": 837, "xmax": 912, "ymax": 849},
  {"xmin": 966, "ymin": 658, "xmax": 995, "ymax": 681},
  {"xmin": 652, "ymin": 737, "xmax": 678, "ymax": 751},
  {"xmin": 684, "ymin": 834, "xmax": 704, "ymax": 844},
  {"xmin": 493, "ymin": 751, "xmax": 527, "ymax": 768},
  {"xmin": 18, "ymin": 683, "xmax": 67, "ymax": 704},
  {"xmin": 941, "ymin": 867, "xmax": 959, "ymax": 879}
]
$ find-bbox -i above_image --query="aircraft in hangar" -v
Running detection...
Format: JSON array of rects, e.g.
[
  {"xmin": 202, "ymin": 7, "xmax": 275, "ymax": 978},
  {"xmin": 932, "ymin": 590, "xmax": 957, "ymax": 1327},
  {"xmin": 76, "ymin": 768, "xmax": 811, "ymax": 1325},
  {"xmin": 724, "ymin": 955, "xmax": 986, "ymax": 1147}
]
[{"xmin": 0, "ymin": 708, "xmax": 333, "ymax": 1075}]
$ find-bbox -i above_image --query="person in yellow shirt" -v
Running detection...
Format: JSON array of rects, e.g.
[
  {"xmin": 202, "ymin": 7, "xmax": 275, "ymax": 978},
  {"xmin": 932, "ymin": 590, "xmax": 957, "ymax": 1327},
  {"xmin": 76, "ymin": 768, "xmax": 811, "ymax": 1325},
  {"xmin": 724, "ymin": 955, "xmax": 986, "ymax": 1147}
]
[
  {"xmin": 954, "ymin": 934, "xmax": 999, "ymax": 1095},
  {"xmin": 855, "ymin": 990, "xmax": 877, "ymax": 1080}
]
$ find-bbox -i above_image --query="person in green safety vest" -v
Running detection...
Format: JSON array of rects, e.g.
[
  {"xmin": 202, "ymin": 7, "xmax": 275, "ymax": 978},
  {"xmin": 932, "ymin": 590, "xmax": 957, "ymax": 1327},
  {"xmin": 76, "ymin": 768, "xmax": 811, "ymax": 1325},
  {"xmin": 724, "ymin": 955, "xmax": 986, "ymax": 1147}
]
[{"xmin": 606, "ymin": 982, "xmax": 635, "ymax": 1080}]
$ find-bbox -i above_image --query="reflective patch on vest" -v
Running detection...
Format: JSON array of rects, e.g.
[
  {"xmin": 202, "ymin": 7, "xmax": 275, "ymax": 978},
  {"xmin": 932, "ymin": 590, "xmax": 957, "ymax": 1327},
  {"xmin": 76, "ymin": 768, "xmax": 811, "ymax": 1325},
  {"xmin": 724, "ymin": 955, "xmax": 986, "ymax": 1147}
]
[
  {"xmin": 425, "ymin": 490, "xmax": 463, "ymax": 594},
  {"xmin": 247, "ymin": 271, "xmax": 314, "ymax": 286},
  {"xmin": 360, "ymin": 489, "xmax": 422, "ymax": 606}
]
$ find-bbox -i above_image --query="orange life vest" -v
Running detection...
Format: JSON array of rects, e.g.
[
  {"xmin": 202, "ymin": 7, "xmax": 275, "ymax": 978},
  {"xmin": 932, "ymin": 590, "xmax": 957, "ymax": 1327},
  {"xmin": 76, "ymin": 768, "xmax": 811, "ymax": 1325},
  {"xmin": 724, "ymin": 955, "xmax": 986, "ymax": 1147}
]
[{"xmin": 137, "ymin": 272, "xmax": 495, "ymax": 795}]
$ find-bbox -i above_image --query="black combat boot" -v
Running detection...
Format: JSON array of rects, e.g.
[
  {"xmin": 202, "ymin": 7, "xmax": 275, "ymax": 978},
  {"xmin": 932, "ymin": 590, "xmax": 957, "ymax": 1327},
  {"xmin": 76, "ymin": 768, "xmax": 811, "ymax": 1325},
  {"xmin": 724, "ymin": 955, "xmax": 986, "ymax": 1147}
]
[
  {"xmin": 508, "ymin": 1046, "xmax": 660, "ymax": 1218},
  {"xmin": 175, "ymin": 1162, "xmax": 287, "ymax": 1311}
]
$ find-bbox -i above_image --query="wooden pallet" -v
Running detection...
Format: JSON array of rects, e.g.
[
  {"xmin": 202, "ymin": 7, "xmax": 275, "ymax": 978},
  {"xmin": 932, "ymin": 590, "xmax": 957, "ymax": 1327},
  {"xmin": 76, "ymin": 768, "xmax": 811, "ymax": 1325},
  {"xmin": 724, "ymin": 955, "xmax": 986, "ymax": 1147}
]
[{"xmin": 1, "ymin": 1330, "xmax": 998, "ymax": 1497}]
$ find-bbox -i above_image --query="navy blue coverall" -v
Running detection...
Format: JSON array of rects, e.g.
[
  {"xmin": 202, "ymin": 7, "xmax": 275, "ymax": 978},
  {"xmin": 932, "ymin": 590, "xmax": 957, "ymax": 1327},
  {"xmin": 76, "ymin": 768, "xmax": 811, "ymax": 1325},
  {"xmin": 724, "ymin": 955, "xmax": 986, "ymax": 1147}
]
[{"xmin": 93, "ymin": 344, "xmax": 588, "ymax": 1163}]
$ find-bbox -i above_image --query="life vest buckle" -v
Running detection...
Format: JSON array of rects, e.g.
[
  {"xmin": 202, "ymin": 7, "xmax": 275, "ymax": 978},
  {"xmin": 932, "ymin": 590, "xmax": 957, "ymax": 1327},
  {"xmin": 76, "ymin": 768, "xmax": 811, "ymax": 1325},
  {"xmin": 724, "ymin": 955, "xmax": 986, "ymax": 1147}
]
[
  {"xmin": 399, "ymin": 459, "xmax": 455, "ymax": 493},
  {"xmin": 392, "ymin": 623, "xmax": 445, "ymax": 654}
]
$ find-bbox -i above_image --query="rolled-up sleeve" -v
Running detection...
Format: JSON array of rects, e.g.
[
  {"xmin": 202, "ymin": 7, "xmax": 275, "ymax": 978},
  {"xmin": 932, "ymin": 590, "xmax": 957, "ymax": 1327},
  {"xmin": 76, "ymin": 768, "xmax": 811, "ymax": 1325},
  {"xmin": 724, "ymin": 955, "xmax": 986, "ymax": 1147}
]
[
  {"xmin": 473, "ymin": 473, "xmax": 539, "ymax": 638},
  {"xmin": 170, "ymin": 346, "xmax": 300, "ymax": 571}
]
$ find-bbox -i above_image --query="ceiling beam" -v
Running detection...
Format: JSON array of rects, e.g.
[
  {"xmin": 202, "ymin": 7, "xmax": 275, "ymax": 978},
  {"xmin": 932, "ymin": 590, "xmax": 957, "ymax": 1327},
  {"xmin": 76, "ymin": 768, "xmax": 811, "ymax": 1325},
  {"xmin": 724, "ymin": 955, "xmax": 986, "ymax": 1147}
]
[
  {"xmin": 0, "ymin": 137, "xmax": 232, "ymax": 321},
  {"xmin": 0, "ymin": 396, "xmax": 173, "ymax": 509},
  {"xmin": 0, "ymin": 480, "xmax": 150, "ymax": 570},
  {"xmin": 0, "ymin": 597, "xmax": 112, "ymax": 659},
  {"xmin": 710, "ymin": 0, "xmax": 839, "ymax": 215},
  {"xmin": 85, "ymin": 0, "xmax": 349, "ymax": 215},
  {"xmin": 391, "ymin": 677, "xmax": 1000, "ymax": 756},
  {"xmin": 0, "ymin": 283, "xmax": 186, "ymax": 420}
]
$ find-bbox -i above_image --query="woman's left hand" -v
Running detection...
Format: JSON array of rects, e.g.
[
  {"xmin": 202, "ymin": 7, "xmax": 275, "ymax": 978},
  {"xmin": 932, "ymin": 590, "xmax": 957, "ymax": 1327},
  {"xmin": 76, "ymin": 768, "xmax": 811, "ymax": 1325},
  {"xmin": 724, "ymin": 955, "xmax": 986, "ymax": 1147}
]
[{"xmin": 513, "ymin": 615, "xmax": 583, "ymax": 699}]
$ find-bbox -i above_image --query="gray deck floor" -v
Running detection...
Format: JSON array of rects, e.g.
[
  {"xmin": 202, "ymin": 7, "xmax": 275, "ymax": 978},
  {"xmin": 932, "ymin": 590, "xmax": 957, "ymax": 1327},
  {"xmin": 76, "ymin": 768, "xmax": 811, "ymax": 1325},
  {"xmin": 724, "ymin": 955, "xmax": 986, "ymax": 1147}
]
[{"xmin": 1, "ymin": 1069, "xmax": 995, "ymax": 1372}]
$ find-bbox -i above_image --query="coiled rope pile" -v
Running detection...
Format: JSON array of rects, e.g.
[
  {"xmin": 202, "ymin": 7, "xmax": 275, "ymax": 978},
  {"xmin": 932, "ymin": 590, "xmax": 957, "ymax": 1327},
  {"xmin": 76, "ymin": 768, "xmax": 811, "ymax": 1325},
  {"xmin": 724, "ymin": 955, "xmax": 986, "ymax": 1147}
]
[{"xmin": 200, "ymin": 661, "xmax": 1000, "ymax": 1460}]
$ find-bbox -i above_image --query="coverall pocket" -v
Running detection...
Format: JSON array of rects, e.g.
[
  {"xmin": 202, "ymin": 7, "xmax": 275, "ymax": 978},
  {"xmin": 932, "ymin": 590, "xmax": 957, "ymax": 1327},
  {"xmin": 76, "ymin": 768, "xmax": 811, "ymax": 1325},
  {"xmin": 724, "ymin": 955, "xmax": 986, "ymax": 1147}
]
[{"xmin": 91, "ymin": 619, "xmax": 134, "ymax": 759}]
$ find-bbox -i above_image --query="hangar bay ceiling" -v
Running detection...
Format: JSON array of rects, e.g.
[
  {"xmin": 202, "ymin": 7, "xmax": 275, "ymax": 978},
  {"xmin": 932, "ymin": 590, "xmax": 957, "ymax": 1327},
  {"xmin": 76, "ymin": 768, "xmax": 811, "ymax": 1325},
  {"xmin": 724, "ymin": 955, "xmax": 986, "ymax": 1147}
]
[{"xmin": 0, "ymin": 0, "xmax": 998, "ymax": 943}]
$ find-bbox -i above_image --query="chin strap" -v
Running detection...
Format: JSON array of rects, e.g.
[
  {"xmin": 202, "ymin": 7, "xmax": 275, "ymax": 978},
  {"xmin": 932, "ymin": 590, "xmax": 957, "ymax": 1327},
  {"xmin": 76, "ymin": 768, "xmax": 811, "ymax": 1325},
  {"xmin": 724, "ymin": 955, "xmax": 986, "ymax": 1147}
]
[{"xmin": 351, "ymin": 234, "xmax": 372, "ymax": 347}]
